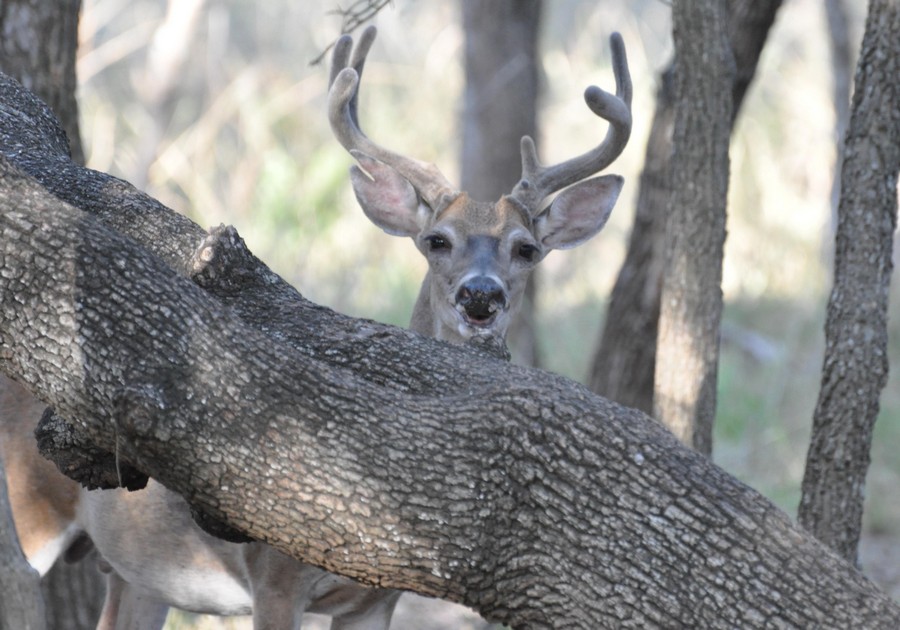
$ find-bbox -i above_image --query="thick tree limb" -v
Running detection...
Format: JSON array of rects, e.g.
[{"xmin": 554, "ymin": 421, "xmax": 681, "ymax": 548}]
[{"xmin": 1, "ymin": 75, "xmax": 898, "ymax": 629}]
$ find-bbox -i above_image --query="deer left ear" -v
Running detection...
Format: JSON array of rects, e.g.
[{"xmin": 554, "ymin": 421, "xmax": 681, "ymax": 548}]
[
  {"xmin": 349, "ymin": 152, "xmax": 426, "ymax": 237},
  {"xmin": 534, "ymin": 174, "xmax": 623, "ymax": 250}
]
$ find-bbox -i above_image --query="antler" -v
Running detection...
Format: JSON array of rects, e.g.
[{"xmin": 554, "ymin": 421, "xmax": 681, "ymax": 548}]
[
  {"xmin": 509, "ymin": 32, "xmax": 633, "ymax": 214},
  {"xmin": 328, "ymin": 26, "xmax": 458, "ymax": 211}
]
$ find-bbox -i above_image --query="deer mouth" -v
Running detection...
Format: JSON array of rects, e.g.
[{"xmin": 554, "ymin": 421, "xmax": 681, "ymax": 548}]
[
  {"xmin": 455, "ymin": 282, "xmax": 507, "ymax": 330},
  {"xmin": 458, "ymin": 302, "xmax": 502, "ymax": 328}
]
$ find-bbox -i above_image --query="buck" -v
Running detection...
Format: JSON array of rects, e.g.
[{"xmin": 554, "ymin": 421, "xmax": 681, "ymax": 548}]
[
  {"xmin": 330, "ymin": 27, "xmax": 631, "ymax": 343},
  {"xmin": 0, "ymin": 26, "xmax": 631, "ymax": 629}
]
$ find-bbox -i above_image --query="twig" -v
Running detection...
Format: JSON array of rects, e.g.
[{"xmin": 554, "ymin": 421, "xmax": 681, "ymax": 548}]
[{"xmin": 310, "ymin": 0, "xmax": 393, "ymax": 66}]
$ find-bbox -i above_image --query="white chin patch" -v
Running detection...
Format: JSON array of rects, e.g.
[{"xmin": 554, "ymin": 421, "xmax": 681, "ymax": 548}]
[{"xmin": 456, "ymin": 317, "xmax": 504, "ymax": 339}]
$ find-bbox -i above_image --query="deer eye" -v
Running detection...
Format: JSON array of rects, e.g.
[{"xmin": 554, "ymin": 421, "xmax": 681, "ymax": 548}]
[
  {"xmin": 425, "ymin": 234, "xmax": 451, "ymax": 252},
  {"xmin": 516, "ymin": 242, "xmax": 539, "ymax": 262}
]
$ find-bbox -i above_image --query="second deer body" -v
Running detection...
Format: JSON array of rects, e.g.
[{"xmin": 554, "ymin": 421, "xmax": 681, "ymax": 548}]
[{"xmin": 2, "ymin": 26, "xmax": 631, "ymax": 630}]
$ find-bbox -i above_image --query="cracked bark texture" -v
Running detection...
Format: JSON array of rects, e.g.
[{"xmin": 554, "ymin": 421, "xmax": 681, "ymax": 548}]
[
  {"xmin": 0, "ymin": 73, "xmax": 898, "ymax": 629},
  {"xmin": 798, "ymin": 0, "xmax": 899, "ymax": 565},
  {"xmin": 588, "ymin": 0, "xmax": 782, "ymax": 416}
]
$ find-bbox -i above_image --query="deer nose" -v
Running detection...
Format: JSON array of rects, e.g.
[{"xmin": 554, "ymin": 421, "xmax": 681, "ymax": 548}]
[{"xmin": 456, "ymin": 277, "xmax": 507, "ymax": 324}]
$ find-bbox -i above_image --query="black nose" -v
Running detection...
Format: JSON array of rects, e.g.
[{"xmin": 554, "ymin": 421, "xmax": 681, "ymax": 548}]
[{"xmin": 456, "ymin": 278, "xmax": 507, "ymax": 322}]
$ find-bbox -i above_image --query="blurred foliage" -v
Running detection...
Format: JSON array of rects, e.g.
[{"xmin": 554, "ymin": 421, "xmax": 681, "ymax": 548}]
[{"xmin": 74, "ymin": 0, "xmax": 898, "ymax": 624}]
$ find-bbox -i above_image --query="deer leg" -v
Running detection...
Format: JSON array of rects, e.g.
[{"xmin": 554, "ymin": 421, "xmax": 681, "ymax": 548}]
[
  {"xmin": 329, "ymin": 590, "xmax": 402, "ymax": 630},
  {"xmin": 245, "ymin": 545, "xmax": 320, "ymax": 630},
  {"xmin": 95, "ymin": 564, "xmax": 169, "ymax": 630}
]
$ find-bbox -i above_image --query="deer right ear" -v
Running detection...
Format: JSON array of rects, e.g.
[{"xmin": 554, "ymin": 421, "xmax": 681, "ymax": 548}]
[{"xmin": 349, "ymin": 152, "xmax": 426, "ymax": 237}]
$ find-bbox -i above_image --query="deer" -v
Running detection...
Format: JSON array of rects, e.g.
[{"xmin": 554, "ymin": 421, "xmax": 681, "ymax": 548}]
[
  {"xmin": 329, "ymin": 26, "xmax": 631, "ymax": 344},
  {"xmin": 0, "ymin": 25, "xmax": 631, "ymax": 630}
]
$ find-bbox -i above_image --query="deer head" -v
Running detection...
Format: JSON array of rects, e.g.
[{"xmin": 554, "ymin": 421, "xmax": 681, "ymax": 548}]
[{"xmin": 328, "ymin": 26, "xmax": 632, "ymax": 344}]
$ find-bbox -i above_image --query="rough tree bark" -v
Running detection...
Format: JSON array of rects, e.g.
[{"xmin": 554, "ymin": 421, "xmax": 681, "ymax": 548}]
[
  {"xmin": 798, "ymin": 0, "xmax": 899, "ymax": 566},
  {"xmin": 652, "ymin": 0, "xmax": 734, "ymax": 455},
  {"xmin": 0, "ymin": 463, "xmax": 45, "ymax": 630},
  {"xmin": 824, "ymin": 0, "xmax": 855, "ymax": 238},
  {"xmin": 588, "ymin": 0, "xmax": 782, "ymax": 415},
  {"xmin": 460, "ymin": 0, "xmax": 542, "ymax": 367},
  {"xmin": 0, "ymin": 2, "xmax": 106, "ymax": 628},
  {"xmin": 0, "ymin": 73, "xmax": 898, "ymax": 630},
  {"xmin": 0, "ymin": 0, "xmax": 83, "ymax": 165}
]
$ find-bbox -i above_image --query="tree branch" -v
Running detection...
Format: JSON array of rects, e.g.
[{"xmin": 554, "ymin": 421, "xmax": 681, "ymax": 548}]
[{"xmin": 1, "ymin": 73, "xmax": 898, "ymax": 629}]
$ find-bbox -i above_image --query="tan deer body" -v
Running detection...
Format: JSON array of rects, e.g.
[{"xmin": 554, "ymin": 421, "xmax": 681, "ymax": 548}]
[{"xmin": 1, "ymin": 26, "xmax": 631, "ymax": 629}]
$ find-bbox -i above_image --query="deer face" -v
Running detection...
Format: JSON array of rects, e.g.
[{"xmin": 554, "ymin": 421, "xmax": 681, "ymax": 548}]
[
  {"xmin": 349, "ymin": 153, "xmax": 622, "ymax": 341},
  {"xmin": 414, "ymin": 195, "xmax": 539, "ymax": 339},
  {"xmin": 329, "ymin": 26, "xmax": 631, "ymax": 344}
]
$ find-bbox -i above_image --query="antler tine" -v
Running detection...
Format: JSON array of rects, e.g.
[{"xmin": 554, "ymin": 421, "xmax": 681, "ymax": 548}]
[
  {"xmin": 510, "ymin": 32, "xmax": 633, "ymax": 214},
  {"xmin": 327, "ymin": 27, "xmax": 457, "ymax": 211},
  {"xmin": 328, "ymin": 26, "xmax": 377, "ymax": 128}
]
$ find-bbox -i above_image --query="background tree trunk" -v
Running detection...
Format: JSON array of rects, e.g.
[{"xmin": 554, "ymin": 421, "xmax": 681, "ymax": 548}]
[
  {"xmin": 588, "ymin": 0, "xmax": 782, "ymax": 415},
  {"xmin": 460, "ymin": 0, "xmax": 542, "ymax": 366},
  {"xmin": 0, "ymin": 2, "xmax": 105, "ymax": 628},
  {"xmin": 0, "ymin": 463, "xmax": 46, "ymax": 630},
  {"xmin": 1, "ymin": 79, "xmax": 899, "ymax": 627},
  {"xmin": 652, "ymin": 0, "xmax": 734, "ymax": 455},
  {"xmin": 0, "ymin": 0, "xmax": 83, "ymax": 165},
  {"xmin": 824, "ymin": 0, "xmax": 855, "ymax": 247},
  {"xmin": 798, "ymin": 0, "xmax": 899, "ymax": 565}
]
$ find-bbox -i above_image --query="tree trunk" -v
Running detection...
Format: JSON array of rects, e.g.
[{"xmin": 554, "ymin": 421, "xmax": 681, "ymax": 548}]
[
  {"xmin": 652, "ymin": 0, "xmax": 734, "ymax": 455},
  {"xmin": 0, "ymin": 3, "xmax": 106, "ymax": 627},
  {"xmin": 586, "ymin": 66, "xmax": 674, "ymax": 414},
  {"xmin": 0, "ymin": 0, "xmax": 83, "ymax": 165},
  {"xmin": 460, "ymin": 0, "xmax": 542, "ymax": 367},
  {"xmin": 0, "ymin": 463, "xmax": 46, "ymax": 630},
  {"xmin": 0, "ymin": 75, "xmax": 898, "ymax": 629},
  {"xmin": 588, "ymin": 0, "xmax": 783, "ymax": 416},
  {"xmin": 798, "ymin": 0, "xmax": 899, "ymax": 566},
  {"xmin": 824, "ymin": 0, "xmax": 855, "ymax": 244}
]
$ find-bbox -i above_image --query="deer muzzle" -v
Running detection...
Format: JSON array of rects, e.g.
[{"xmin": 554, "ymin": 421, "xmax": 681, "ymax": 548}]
[{"xmin": 455, "ymin": 277, "xmax": 507, "ymax": 328}]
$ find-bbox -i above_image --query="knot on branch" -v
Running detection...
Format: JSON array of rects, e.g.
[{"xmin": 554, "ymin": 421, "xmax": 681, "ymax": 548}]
[
  {"xmin": 35, "ymin": 407, "xmax": 148, "ymax": 491},
  {"xmin": 114, "ymin": 383, "xmax": 175, "ymax": 443},
  {"xmin": 191, "ymin": 224, "xmax": 263, "ymax": 295}
]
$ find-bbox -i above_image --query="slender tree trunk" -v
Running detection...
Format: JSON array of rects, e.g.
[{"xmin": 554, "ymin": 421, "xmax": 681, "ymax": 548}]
[
  {"xmin": 824, "ymin": 0, "xmax": 855, "ymax": 245},
  {"xmin": 798, "ymin": 0, "xmax": 899, "ymax": 566},
  {"xmin": 0, "ymin": 0, "xmax": 83, "ymax": 165},
  {"xmin": 0, "ymin": 463, "xmax": 46, "ymax": 630},
  {"xmin": 460, "ymin": 0, "xmax": 542, "ymax": 366},
  {"xmin": 0, "ymin": 3, "xmax": 105, "ymax": 628},
  {"xmin": 652, "ymin": 0, "xmax": 734, "ymax": 455},
  {"xmin": 587, "ymin": 66, "xmax": 674, "ymax": 414},
  {"xmin": 588, "ymin": 0, "xmax": 782, "ymax": 416}
]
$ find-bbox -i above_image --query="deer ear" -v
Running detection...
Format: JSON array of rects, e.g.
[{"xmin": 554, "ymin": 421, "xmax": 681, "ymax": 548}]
[
  {"xmin": 349, "ymin": 152, "xmax": 427, "ymax": 237},
  {"xmin": 534, "ymin": 175, "xmax": 623, "ymax": 250}
]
